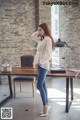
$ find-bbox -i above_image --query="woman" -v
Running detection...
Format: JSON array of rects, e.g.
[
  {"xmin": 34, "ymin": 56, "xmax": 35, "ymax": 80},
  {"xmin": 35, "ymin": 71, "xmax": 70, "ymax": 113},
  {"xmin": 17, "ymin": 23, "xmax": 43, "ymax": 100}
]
[{"xmin": 31, "ymin": 23, "xmax": 55, "ymax": 117}]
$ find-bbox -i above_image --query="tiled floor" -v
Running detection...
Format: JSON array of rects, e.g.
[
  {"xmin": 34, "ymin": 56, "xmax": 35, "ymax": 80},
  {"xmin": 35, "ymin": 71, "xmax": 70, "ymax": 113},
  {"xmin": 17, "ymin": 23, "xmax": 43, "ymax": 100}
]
[{"xmin": 0, "ymin": 77, "xmax": 80, "ymax": 120}]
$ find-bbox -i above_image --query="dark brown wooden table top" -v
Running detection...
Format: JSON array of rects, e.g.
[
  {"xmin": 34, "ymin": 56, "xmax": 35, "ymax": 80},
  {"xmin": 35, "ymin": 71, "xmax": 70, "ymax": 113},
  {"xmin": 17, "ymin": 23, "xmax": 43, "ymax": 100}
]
[{"xmin": 0, "ymin": 67, "xmax": 77, "ymax": 78}]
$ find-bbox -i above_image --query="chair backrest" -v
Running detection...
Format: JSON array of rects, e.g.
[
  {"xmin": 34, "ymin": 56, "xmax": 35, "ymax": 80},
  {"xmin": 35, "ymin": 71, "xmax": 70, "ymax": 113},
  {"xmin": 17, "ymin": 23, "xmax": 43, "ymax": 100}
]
[{"xmin": 21, "ymin": 55, "xmax": 34, "ymax": 67}]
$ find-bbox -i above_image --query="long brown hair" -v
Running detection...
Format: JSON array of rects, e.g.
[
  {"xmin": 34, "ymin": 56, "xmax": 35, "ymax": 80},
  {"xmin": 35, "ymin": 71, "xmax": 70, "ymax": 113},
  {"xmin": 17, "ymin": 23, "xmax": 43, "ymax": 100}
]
[{"xmin": 39, "ymin": 23, "xmax": 55, "ymax": 49}]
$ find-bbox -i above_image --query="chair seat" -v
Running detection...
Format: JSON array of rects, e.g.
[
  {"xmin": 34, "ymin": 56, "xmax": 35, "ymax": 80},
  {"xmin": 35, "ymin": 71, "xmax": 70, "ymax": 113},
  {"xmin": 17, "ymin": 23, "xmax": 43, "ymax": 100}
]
[{"xmin": 13, "ymin": 76, "xmax": 34, "ymax": 81}]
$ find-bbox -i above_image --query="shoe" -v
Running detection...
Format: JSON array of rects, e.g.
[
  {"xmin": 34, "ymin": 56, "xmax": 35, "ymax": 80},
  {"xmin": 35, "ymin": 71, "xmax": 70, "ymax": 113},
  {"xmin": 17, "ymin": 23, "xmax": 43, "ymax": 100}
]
[
  {"xmin": 40, "ymin": 105, "xmax": 51, "ymax": 117},
  {"xmin": 39, "ymin": 106, "xmax": 51, "ymax": 114},
  {"xmin": 40, "ymin": 113, "xmax": 48, "ymax": 117}
]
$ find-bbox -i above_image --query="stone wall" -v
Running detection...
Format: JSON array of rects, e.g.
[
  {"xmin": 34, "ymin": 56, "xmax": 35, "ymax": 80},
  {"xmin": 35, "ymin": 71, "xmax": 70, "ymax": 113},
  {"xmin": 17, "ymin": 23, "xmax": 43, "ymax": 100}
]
[
  {"xmin": 39, "ymin": 0, "xmax": 51, "ymax": 27},
  {"xmin": 0, "ymin": 0, "xmax": 38, "ymax": 66},
  {"xmin": 59, "ymin": 2, "xmax": 80, "ymax": 68},
  {"xmin": 0, "ymin": 0, "xmax": 80, "ymax": 69}
]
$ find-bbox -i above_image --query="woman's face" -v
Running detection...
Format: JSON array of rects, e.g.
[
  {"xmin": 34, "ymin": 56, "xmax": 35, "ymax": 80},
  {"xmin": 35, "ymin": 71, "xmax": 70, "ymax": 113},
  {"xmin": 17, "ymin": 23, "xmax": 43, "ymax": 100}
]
[{"xmin": 38, "ymin": 27, "xmax": 45, "ymax": 37}]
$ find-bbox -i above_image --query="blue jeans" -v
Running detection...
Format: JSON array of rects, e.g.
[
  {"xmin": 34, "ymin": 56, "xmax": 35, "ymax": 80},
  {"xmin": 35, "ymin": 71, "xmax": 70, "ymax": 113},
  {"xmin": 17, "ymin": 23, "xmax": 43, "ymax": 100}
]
[{"xmin": 37, "ymin": 65, "xmax": 48, "ymax": 105}]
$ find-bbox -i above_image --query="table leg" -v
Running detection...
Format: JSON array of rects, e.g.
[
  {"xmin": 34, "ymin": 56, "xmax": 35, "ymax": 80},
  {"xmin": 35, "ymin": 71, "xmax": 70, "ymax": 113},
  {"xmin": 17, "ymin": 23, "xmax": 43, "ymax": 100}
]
[
  {"xmin": 66, "ymin": 77, "xmax": 69, "ymax": 112},
  {"xmin": 70, "ymin": 78, "xmax": 73, "ymax": 100},
  {"xmin": 0, "ymin": 75, "xmax": 13, "ymax": 106},
  {"xmin": 66, "ymin": 77, "xmax": 74, "ymax": 113},
  {"xmin": 0, "ymin": 76, "xmax": 1, "ymax": 85},
  {"xmin": 8, "ymin": 75, "xmax": 13, "ymax": 97}
]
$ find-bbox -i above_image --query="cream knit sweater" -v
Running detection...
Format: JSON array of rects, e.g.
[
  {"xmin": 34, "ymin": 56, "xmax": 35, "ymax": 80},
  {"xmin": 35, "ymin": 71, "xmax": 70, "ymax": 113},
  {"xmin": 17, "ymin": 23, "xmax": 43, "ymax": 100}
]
[{"xmin": 31, "ymin": 31, "xmax": 53, "ymax": 70}]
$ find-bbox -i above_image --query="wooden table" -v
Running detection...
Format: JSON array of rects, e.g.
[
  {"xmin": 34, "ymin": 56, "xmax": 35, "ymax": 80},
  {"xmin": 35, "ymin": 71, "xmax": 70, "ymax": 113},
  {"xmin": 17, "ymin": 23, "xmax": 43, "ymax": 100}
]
[{"xmin": 0, "ymin": 67, "xmax": 77, "ymax": 113}]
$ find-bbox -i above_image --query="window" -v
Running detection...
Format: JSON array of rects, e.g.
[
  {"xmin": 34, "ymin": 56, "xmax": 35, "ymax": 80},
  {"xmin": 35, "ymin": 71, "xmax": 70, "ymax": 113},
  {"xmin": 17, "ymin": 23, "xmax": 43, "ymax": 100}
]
[{"xmin": 51, "ymin": 5, "xmax": 59, "ymax": 66}]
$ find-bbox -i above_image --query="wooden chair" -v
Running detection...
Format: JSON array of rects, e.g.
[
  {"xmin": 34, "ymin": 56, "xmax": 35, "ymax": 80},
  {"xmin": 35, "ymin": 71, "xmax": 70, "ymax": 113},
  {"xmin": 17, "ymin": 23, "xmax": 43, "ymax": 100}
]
[{"xmin": 13, "ymin": 55, "xmax": 35, "ymax": 97}]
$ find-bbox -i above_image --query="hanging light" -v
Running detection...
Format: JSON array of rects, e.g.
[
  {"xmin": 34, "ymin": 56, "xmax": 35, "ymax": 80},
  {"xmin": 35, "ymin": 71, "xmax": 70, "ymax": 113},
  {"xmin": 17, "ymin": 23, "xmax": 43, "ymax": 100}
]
[{"xmin": 55, "ymin": 38, "xmax": 69, "ymax": 47}]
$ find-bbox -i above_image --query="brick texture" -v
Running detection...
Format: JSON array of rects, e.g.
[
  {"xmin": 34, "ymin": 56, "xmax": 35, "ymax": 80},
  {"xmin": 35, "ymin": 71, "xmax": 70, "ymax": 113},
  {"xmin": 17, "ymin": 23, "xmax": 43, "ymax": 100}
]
[
  {"xmin": 59, "ymin": 2, "xmax": 80, "ymax": 68},
  {"xmin": 0, "ymin": 0, "xmax": 80, "ymax": 69},
  {"xmin": 0, "ymin": 0, "xmax": 38, "ymax": 66}
]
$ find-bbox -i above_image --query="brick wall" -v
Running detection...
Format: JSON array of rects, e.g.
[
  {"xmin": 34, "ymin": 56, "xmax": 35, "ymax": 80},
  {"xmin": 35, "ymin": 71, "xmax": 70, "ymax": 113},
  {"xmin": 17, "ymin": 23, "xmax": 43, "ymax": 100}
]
[
  {"xmin": 39, "ymin": 0, "xmax": 51, "ymax": 27},
  {"xmin": 0, "ymin": 0, "xmax": 80, "ymax": 69},
  {"xmin": 0, "ymin": 0, "xmax": 38, "ymax": 66},
  {"xmin": 59, "ymin": 2, "xmax": 80, "ymax": 68}
]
